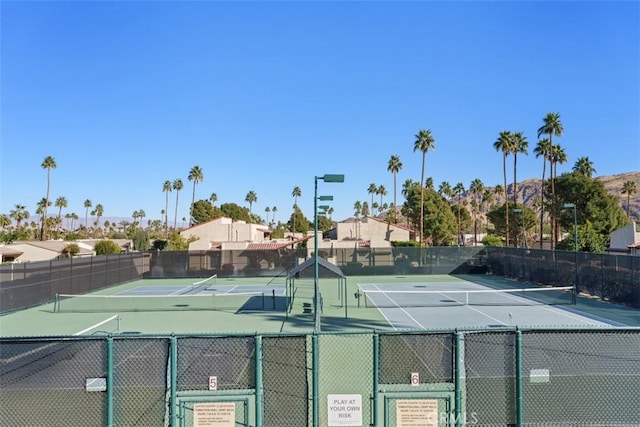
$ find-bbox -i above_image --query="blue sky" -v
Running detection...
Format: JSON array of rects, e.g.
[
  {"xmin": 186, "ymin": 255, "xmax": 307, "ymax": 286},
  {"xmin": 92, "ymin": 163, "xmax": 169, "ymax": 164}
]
[{"xmin": 1, "ymin": 1, "xmax": 639, "ymax": 226}]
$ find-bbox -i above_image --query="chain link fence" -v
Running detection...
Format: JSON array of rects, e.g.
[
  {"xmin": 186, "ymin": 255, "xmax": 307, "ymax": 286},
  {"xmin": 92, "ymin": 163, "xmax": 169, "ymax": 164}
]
[{"xmin": 2, "ymin": 328, "xmax": 639, "ymax": 426}]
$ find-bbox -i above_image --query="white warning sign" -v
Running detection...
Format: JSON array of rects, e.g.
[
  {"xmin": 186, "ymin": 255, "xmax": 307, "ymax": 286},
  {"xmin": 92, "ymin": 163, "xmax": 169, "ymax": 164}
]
[{"xmin": 327, "ymin": 394, "xmax": 362, "ymax": 426}]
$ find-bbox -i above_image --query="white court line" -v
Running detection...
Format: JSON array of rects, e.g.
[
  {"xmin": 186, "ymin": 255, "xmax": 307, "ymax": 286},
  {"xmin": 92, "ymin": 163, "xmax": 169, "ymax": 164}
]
[
  {"xmin": 222, "ymin": 285, "xmax": 239, "ymax": 295},
  {"xmin": 371, "ymin": 284, "xmax": 426, "ymax": 330},
  {"xmin": 74, "ymin": 315, "xmax": 120, "ymax": 335}
]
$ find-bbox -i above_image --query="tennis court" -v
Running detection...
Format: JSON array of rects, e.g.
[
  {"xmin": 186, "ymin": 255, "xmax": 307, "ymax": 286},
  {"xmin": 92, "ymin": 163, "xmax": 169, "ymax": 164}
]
[{"xmin": 1, "ymin": 273, "xmax": 638, "ymax": 338}]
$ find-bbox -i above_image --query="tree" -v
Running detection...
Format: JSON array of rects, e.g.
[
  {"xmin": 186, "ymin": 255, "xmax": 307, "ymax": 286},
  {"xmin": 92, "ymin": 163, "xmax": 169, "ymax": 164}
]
[
  {"xmin": 573, "ymin": 156, "xmax": 596, "ymax": 178},
  {"xmin": 438, "ymin": 181, "xmax": 452, "ymax": 202},
  {"xmin": 556, "ymin": 221, "xmax": 608, "ymax": 253},
  {"xmin": 61, "ymin": 243, "xmax": 80, "ymax": 258},
  {"xmin": 94, "ymin": 204, "xmax": 104, "ymax": 238},
  {"xmin": 172, "ymin": 179, "xmax": 183, "ymax": 229},
  {"xmin": 54, "ymin": 196, "xmax": 67, "ymax": 234},
  {"xmin": 245, "ymin": 191, "xmax": 257, "ymax": 220},
  {"xmin": 188, "ymin": 166, "xmax": 204, "ymax": 227},
  {"xmin": 534, "ymin": 138, "xmax": 552, "ymax": 249},
  {"xmin": 538, "ymin": 112, "xmax": 564, "ymax": 249},
  {"xmin": 487, "ymin": 203, "xmax": 536, "ymax": 246},
  {"xmin": 414, "ymin": 129, "xmax": 436, "ymax": 245},
  {"xmin": 163, "ymin": 180, "xmax": 172, "ymax": 235},
  {"xmin": 493, "ymin": 131, "xmax": 514, "ymax": 246},
  {"xmin": 511, "ymin": 132, "xmax": 528, "ymax": 205},
  {"xmin": 621, "ymin": 180, "xmax": 637, "ymax": 221},
  {"xmin": 10, "ymin": 204, "xmax": 29, "ymax": 228},
  {"xmin": 367, "ymin": 183, "xmax": 377, "ymax": 212},
  {"xmin": 453, "ymin": 182, "xmax": 466, "ymax": 244},
  {"xmin": 387, "ymin": 154, "xmax": 403, "ymax": 223},
  {"xmin": 402, "ymin": 184, "xmax": 456, "ymax": 246},
  {"xmin": 377, "ymin": 185, "xmax": 387, "ymax": 214},
  {"xmin": 133, "ymin": 229, "xmax": 150, "ymax": 251},
  {"xmin": 272, "ymin": 206, "xmax": 277, "ymax": 223},
  {"xmin": 287, "ymin": 206, "xmax": 310, "ymax": 234},
  {"xmin": 84, "ymin": 199, "xmax": 92, "ymax": 231},
  {"xmin": 264, "ymin": 206, "xmax": 271, "ymax": 225},
  {"xmin": 40, "ymin": 156, "xmax": 56, "ymax": 240},
  {"xmin": 549, "ymin": 143, "xmax": 568, "ymax": 245},
  {"xmin": 219, "ymin": 202, "xmax": 252, "ymax": 222},
  {"xmin": 291, "ymin": 186, "xmax": 302, "ymax": 233},
  {"xmin": 469, "ymin": 178, "xmax": 484, "ymax": 246},
  {"xmin": 553, "ymin": 172, "xmax": 627, "ymax": 245},
  {"xmin": 94, "ymin": 240, "xmax": 122, "ymax": 255}
]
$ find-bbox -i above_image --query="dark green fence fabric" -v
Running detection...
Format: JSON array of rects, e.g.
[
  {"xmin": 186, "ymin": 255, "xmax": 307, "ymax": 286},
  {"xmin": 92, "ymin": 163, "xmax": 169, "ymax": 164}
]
[{"xmin": 2, "ymin": 329, "xmax": 639, "ymax": 426}]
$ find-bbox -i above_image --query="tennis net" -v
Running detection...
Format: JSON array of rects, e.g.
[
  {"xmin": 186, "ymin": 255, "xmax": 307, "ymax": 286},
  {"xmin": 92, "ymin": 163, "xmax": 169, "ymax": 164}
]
[
  {"xmin": 54, "ymin": 291, "xmax": 268, "ymax": 313},
  {"xmin": 355, "ymin": 286, "xmax": 575, "ymax": 308},
  {"xmin": 180, "ymin": 274, "xmax": 218, "ymax": 295}
]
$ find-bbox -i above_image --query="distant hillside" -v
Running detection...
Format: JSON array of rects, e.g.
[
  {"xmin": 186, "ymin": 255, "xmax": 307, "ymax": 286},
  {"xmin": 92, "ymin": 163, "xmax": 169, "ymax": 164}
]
[{"xmin": 488, "ymin": 171, "xmax": 640, "ymax": 217}]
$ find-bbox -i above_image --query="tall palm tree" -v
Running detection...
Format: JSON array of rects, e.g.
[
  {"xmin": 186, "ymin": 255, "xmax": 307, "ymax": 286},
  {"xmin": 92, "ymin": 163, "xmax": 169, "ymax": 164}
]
[
  {"xmin": 367, "ymin": 183, "xmax": 377, "ymax": 211},
  {"xmin": 264, "ymin": 206, "xmax": 271, "ymax": 225},
  {"xmin": 511, "ymin": 132, "xmax": 528, "ymax": 205},
  {"xmin": 245, "ymin": 191, "xmax": 258, "ymax": 220},
  {"xmin": 493, "ymin": 185, "xmax": 504, "ymax": 206},
  {"xmin": 377, "ymin": 185, "xmax": 387, "ymax": 214},
  {"xmin": 0, "ymin": 214, "xmax": 11, "ymax": 230},
  {"xmin": 272, "ymin": 206, "xmax": 277, "ymax": 223},
  {"xmin": 469, "ymin": 178, "xmax": 484, "ymax": 246},
  {"xmin": 438, "ymin": 181, "xmax": 452, "ymax": 202},
  {"xmin": 550, "ymin": 144, "xmax": 568, "ymax": 245},
  {"xmin": 573, "ymin": 156, "xmax": 596, "ymax": 177},
  {"xmin": 94, "ymin": 204, "xmax": 104, "ymax": 237},
  {"xmin": 84, "ymin": 199, "xmax": 93, "ymax": 230},
  {"xmin": 40, "ymin": 156, "xmax": 56, "ymax": 240},
  {"xmin": 534, "ymin": 138, "xmax": 552, "ymax": 249},
  {"xmin": 424, "ymin": 177, "xmax": 434, "ymax": 190},
  {"xmin": 413, "ymin": 129, "xmax": 435, "ymax": 245},
  {"xmin": 172, "ymin": 179, "xmax": 183, "ymax": 229},
  {"xmin": 538, "ymin": 113, "xmax": 564, "ymax": 249},
  {"xmin": 10, "ymin": 204, "xmax": 29, "ymax": 228},
  {"xmin": 493, "ymin": 131, "xmax": 514, "ymax": 246},
  {"xmin": 453, "ymin": 182, "xmax": 465, "ymax": 245},
  {"xmin": 291, "ymin": 186, "xmax": 302, "ymax": 233},
  {"xmin": 163, "ymin": 180, "xmax": 172, "ymax": 235},
  {"xmin": 387, "ymin": 154, "xmax": 403, "ymax": 223},
  {"xmin": 188, "ymin": 166, "xmax": 204, "ymax": 227},
  {"xmin": 54, "ymin": 196, "xmax": 67, "ymax": 233},
  {"xmin": 210, "ymin": 193, "xmax": 218, "ymax": 207},
  {"xmin": 621, "ymin": 180, "xmax": 637, "ymax": 221}
]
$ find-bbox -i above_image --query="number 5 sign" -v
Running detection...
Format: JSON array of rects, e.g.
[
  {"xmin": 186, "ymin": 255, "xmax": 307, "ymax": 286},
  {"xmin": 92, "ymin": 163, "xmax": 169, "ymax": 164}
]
[{"xmin": 209, "ymin": 376, "xmax": 218, "ymax": 391}]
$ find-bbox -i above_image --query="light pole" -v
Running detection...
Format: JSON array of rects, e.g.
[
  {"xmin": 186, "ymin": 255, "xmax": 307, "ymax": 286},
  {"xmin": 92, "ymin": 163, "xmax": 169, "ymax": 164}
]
[
  {"xmin": 561, "ymin": 203, "xmax": 578, "ymax": 304},
  {"xmin": 314, "ymin": 174, "xmax": 344, "ymax": 333}
]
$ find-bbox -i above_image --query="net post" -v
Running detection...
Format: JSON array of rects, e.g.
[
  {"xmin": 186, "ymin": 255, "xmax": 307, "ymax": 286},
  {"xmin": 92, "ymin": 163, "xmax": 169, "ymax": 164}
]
[
  {"xmin": 54, "ymin": 293, "xmax": 59, "ymax": 313},
  {"xmin": 261, "ymin": 292, "xmax": 265, "ymax": 310},
  {"xmin": 272, "ymin": 289, "xmax": 276, "ymax": 310}
]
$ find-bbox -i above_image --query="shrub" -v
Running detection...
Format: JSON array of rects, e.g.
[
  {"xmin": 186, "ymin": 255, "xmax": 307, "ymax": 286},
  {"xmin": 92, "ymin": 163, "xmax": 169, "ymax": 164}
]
[{"xmin": 94, "ymin": 240, "xmax": 122, "ymax": 255}]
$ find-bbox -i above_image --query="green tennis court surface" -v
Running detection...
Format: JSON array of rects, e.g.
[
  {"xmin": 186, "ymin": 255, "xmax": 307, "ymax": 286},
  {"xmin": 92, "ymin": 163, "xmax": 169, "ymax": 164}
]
[{"xmin": 2, "ymin": 274, "xmax": 639, "ymax": 337}]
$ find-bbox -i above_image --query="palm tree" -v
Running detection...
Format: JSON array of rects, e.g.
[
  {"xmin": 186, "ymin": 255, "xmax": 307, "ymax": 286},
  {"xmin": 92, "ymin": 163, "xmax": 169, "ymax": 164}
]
[
  {"xmin": 84, "ymin": 199, "xmax": 93, "ymax": 230},
  {"xmin": 470, "ymin": 178, "xmax": 484, "ymax": 246},
  {"xmin": 377, "ymin": 185, "xmax": 387, "ymax": 215},
  {"xmin": 327, "ymin": 206, "xmax": 334, "ymax": 220},
  {"xmin": 538, "ymin": 113, "xmax": 564, "ymax": 249},
  {"xmin": 265, "ymin": 206, "xmax": 271, "ymax": 225},
  {"xmin": 511, "ymin": 132, "xmax": 529, "ymax": 205},
  {"xmin": 438, "ymin": 181, "xmax": 452, "ymax": 202},
  {"xmin": 210, "ymin": 193, "xmax": 218, "ymax": 207},
  {"xmin": 9, "ymin": 204, "xmax": 29, "ymax": 228},
  {"xmin": 245, "ymin": 191, "xmax": 258, "ymax": 221},
  {"xmin": 621, "ymin": 180, "xmax": 637, "ymax": 221},
  {"xmin": 40, "ymin": 156, "xmax": 56, "ymax": 240},
  {"xmin": 54, "ymin": 196, "xmax": 67, "ymax": 234},
  {"xmin": 387, "ymin": 154, "xmax": 403, "ymax": 223},
  {"xmin": 493, "ymin": 131, "xmax": 514, "ymax": 246},
  {"xmin": 291, "ymin": 186, "xmax": 302, "ymax": 233},
  {"xmin": 0, "ymin": 214, "xmax": 11, "ymax": 230},
  {"xmin": 272, "ymin": 206, "xmax": 277, "ymax": 223},
  {"xmin": 573, "ymin": 156, "xmax": 596, "ymax": 177},
  {"xmin": 453, "ymin": 182, "xmax": 465, "ymax": 245},
  {"xmin": 361, "ymin": 202, "xmax": 370, "ymax": 218},
  {"xmin": 413, "ymin": 129, "xmax": 435, "ymax": 245},
  {"xmin": 534, "ymin": 138, "xmax": 552, "ymax": 249},
  {"xmin": 163, "ymin": 180, "xmax": 172, "ymax": 235},
  {"xmin": 172, "ymin": 179, "xmax": 184, "ymax": 229},
  {"xmin": 493, "ymin": 185, "xmax": 504, "ymax": 206},
  {"xmin": 188, "ymin": 166, "xmax": 204, "ymax": 227},
  {"xmin": 550, "ymin": 144, "xmax": 568, "ymax": 245},
  {"xmin": 367, "ymin": 183, "xmax": 377, "ymax": 211},
  {"xmin": 425, "ymin": 177, "xmax": 434, "ymax": 190},
  {"xmin": 94, "ymin": 204, "xmax": 104, "ymax": 237}
]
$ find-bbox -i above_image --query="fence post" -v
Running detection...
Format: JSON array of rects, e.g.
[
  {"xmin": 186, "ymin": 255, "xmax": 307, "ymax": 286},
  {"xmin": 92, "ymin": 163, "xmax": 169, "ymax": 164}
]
[
  {"xmin": 454, "ymin": 331, "xmax": 462, "ymax": 427},
  {"xmin": 170, "ymin": 336, "xmax": 177, "ymax": 427},
  {"xmin": 372, "ymin": 333, "xmax": 379, "ymax": 427},
  {"xmin": 515, "ymin": 329, "xmax": 523, "ymax": 427},
  {"xmin": 107, "ymin": 336, "xmax": 114, "ymax": 427},
  {"xmin": 255, "ymin": 335, "xmax": 263, "ymax": 427},
  {"xmin": 312, "ymin": 333, "xmax": 319, "ymax": 427}
]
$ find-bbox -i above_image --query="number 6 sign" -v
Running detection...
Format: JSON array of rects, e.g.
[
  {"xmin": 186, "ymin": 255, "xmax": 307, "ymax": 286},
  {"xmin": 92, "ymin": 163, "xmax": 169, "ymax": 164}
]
[{"xmin": 410, "ymin": 372, "xmax": 419, "ymax": 386}]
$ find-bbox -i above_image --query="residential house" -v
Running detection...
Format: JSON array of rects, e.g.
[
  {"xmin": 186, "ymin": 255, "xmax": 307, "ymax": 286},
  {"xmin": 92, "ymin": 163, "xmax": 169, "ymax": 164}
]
[{"xmin": 608, "ymin": 222, "xmax": 640, "ymax": 255}]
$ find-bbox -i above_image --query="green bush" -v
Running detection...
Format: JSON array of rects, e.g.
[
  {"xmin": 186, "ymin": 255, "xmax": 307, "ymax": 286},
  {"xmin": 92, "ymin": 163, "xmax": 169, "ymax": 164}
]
[
  {"xmin": 482, "ymin": 235, "xmax": 503, "ymax": 246},
  {"xmin": 94, "ymin": 240, "xmax": 122, "ymax": 255},
  {"xmin": 61, "ymin": 243, "xmax": 80, "ymax": 258}
]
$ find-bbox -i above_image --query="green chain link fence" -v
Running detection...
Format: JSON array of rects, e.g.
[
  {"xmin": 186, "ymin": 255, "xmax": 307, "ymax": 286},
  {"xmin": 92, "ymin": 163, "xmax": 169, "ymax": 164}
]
[{"xmin": 2, "ymin": 328, "xmax": 639, "ymax": 426}]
